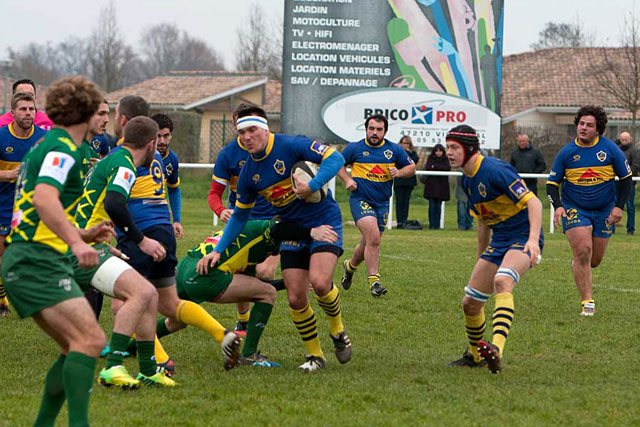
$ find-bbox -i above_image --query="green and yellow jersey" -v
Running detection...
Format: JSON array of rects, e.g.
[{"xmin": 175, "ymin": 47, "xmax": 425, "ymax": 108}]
[
  {"xmin": 8, "ymin": 128, "xmax": 84, "ymax": 254},
  {"xmin": 75, "ymin": 147, "xmax": 136, "ymax": 230}
]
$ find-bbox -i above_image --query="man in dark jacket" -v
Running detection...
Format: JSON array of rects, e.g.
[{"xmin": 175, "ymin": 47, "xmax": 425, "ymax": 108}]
[
  {"xmin": 509, "ymin": 134, "xmax": 546, "ymax": 195},
  {"xmin": 616, "ymin": 131, "xmax": 639, "ymax": 234}
]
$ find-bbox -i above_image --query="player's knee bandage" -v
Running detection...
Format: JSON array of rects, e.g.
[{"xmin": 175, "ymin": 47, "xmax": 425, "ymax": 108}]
[
  {"xmin": 91, "ymin": 257, "xmax": 132, "ymax": 297},
  {"xmin": 464, "ymin": 286, "xmax": 491, "ymax": 302},
  {"xmin": 495, "ymin": 267, "xmax": 520, "ymax": 284}
]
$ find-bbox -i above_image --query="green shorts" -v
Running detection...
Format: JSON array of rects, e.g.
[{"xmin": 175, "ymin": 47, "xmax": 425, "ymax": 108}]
[
  {"xmin": 176, "ymin": 256, "xmax": 233, "ymax": 304},
  {"xmin": 1, "ymin": 242, "xmax": 83, "ymax": 319},
  {"xmin": 71, "ymin": 243, "xmax": 113, "ymax": 290}
]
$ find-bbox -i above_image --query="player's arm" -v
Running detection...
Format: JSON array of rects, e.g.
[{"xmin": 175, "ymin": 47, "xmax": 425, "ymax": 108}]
[
  {"xmin": 476, "ymin": 220, "xmax": 491, "ymax": 260},
  {"xmin": 390, "ymin": 161, "xmax": 416, "ymax": 178},
  {"xmin": 104, "ymin": 191, "xmax": 165, "ymax": 261},
  {"xmin": 307, "ymin": 150, "xmax": 344, "ymax": 192},
  {"xmin": 208, "ymin": 179, "xmax": 233, "ymax": 221},
  {"xmin": 609, "ymin": 175, "xmax": 632, "ymax": 225},
  {"xmin": 546, "ymin": 152, "xmax": 566, "ymax": 227},
  {"xmin": 167, "ymin": 185, "xmax": 182, "ymax": 238},
  {"xmin": 524, "ymin": 196, "xmax": 542, "ymax": 267},
  {"xmin": 337, "ymin": 166, "xmax": 356, "ymax": 191},
  {"xmin": 390, "ymin": 146, "xmax": 417, "ymax": 178},
  {"xmin": 0, "ymin": 168, "xmax": 18, "ymax": 182},
  {"xmin": 33, "ymin": 183, "xmax": 99, "ymax": 268}
]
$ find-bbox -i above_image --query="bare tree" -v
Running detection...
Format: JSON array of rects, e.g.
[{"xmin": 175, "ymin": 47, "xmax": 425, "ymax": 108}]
[
  {"xmin": 89, "ymin": 0, "xmax": 138, "ymax": 92},
  {"xmin": 139, "ymin": 23, "xmax": 225, "ymax": 77},
  {"xmin": 591, "ymin": 12, "xmax": 640, "ymax": 140},
  {"xmin": 531, "ymin": 21, "xmax": 592, "ymax": 50},
  {"xmin": 7, "ymin": 42, "xmax": 60, "ymax": 85},
  {"xmin": 234, "ymin": 2, "xmax": 282, "ymax": 80}
]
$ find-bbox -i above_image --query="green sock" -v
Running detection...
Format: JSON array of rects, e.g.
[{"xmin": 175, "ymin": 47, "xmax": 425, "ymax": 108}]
[
  {"xmin": 137, "ymin": 340, "xmax": 157, "ymax": 377},
  {"xmin": 242, "ymin": 302, "xmax": 273, "ymax": 357},
  {"xmin": 62, "ymin": 352, "xmax": 96, "ymax": 427},
  {"xmin": 156, "ymin": 318, "xmax": 171, "ymax": 339},
  {"xmin": 106, "ymin": 332, "xmax": 131, "ymax": 368},
  {"xmin": 34, "ymin": 354, "xmax": 66, "ymax": 427}
]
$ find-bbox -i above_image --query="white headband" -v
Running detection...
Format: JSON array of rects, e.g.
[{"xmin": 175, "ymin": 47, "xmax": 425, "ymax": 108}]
[{"xmin": 236, "ymin": 116, "xmax": 269, "ymax": 131}]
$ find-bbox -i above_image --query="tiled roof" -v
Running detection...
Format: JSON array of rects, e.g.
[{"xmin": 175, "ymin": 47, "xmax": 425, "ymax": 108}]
[
  {"xmin": 502, "ymin": 47, "xmax": 626, "ymax": 118},
  {"xmin": 264, "ymin": 80, "xmax": 281, "ymax": 114},
  {"xmin": 105, "ymin": 71, "xmax": 274, "ymax": 110}
]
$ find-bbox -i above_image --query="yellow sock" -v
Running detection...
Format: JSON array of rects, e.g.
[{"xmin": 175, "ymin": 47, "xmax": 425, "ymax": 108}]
[
  {"xmin": 154, "ymin": 335, "xmax": 169, "ymax": 364},
  {"xmin": 316, "ymin": 285, "xmax": 344, "ymax": 336},
  {"xmin": 289, "ymin": 304, "xmax": 324, "ymax": 358},
  {"xmin": 346, "ymin": 260, "xmax": 358, "ymax": 272},
  {"xmin": 367, "ymin": 274, "xmax": 381, "ymax": 287},
  {"xmin": 0, "ymin": 278, "xmax": 8, "ymax": 306},
  {"xmin": 176, "ymin": 300, "xmax": 225, "ymax": 342},
  {"xmin": 492, "ymin": 292, "xmax": 514, "ymax": 356},
  {"xmin": 464, "ymin": 312, "xmax": 486, "ymax": 363},
  {"xmin": 236, "ymin": 309, "xmax": 250, "ymax": 323}
]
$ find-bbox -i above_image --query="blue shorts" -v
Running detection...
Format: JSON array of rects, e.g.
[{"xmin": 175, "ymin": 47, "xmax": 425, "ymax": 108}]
[
  {"xmin": 562, "ymin": 206, "xmax": 613, "ymax": 238},
  {"xmin": 349, "ymin": 196, "xmax": 389, "ymax": 232},
  {"xmin": 0, "ymin": 223, "xmax": 9, "ymax": 237},
  {"xmin": 480, "ymin": 233, "xmax": 545, "ymax": 266},
  {"xmin": 117, "ymin": 223, "xmax": 178, "ymax": 281},
  {"xmin": 280, "ymin": 208, "xmax": 343, "ymax": 255}
]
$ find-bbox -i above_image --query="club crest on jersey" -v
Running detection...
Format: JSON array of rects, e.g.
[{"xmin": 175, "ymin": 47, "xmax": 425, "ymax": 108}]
[
  {"xmin": 478, "ymin": 182, "xmax": 487, "ymax": 198},
  {"xmin": 596, "ymin": 151, "xmax": 607, "ymax": 162},
  {"xmin": 92, "ymin": 139, "xmax": 101, "ymax": 150},
  {"xmin": 384, "ymin": 149, "xmax": 393, "ymax": 160},
  {"xmin": 5, "ymin": 146, "xmax": 13, "ymax": 153},
  {"xmin": 363, "ymin": 151, "xmax": 370, "ymax": 157},
  {"xmin": 238, "ymin": 160, "xmax": 246, "ymax": 168},
  {"xmin": 310, "ymin": 141, "xmax": 328, "ymax": 155},
  {"xmin": 252, "ymin": 174, "xmax": 260, "ymax": 183},
  {"xmin": 509, "ymin": 180, "xmax": 528, "ymax": 199},
  {"xmin": 166, "ymin": 163, "xmax": 174, "ymax": 175},
  {"xmin": 273, "ymin": 159, "xmax": 285, "ymax": 175},
  {"xmin": 572, "ymin": 154, "xmax": 581, "ymax": 162}
]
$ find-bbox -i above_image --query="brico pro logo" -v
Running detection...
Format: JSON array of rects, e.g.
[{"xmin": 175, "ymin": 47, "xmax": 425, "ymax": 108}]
[
  {"xmin": 411, "ymin": 105, "xmax": 433, "ymax": 124},
  {"xmin": 363, "ymin": 102, "xmax": 467, "ymax": 126}
]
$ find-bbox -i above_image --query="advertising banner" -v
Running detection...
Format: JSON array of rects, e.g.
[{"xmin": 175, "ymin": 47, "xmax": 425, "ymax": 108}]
[{"xmin": 282, "ymin": 0, "xmax": 505, "ymax": 149}]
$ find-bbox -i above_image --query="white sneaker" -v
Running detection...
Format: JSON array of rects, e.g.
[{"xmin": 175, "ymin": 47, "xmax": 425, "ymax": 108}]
[
  {"xmin": 221, "ymin": 330, "xmax": 243, "ymax": 371},
  {"xmin": 298, "ymin": 355, "xmax": 326, "ymax": 372},
  {"xmin": 580, "ymin": 301, "xmax": 595, "ymax": 317}
]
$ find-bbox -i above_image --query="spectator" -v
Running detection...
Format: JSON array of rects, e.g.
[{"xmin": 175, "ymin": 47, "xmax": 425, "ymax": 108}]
[
  {"xmin": 0, "ymin": 78, "xmax": 53, "ymax": 130},
  {"xmin": 616, "ymin": 131, "xmax": 640, "ymax": 234},
  {"xmin": 509, "ymin": 133, "xmax": 546, "ymax": 195},
  {"xmin": 455, "ymin": 173, "xmax": 473, "ymax": 230},
  {"xmin": 394, "ymin": 135, "xmax": 420, "ymax": 229},
  {"xmin": 421, "ymin": 144, "xmax": 451, "ymax": 229}
]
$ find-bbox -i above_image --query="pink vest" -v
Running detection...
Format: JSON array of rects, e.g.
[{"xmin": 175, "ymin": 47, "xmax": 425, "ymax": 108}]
[{"xmin": 0, "ymin": 110, "xmax": 53, "ymax": 131}]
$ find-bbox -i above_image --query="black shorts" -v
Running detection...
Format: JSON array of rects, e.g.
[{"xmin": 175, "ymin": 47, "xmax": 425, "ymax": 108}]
[
  {"xmin": 280, "ymin": 244, "xmax": 342, "ymax": 270},
  {"xmin": 117, "ymin": 223, "xmax": 177, "ymax": 281}
]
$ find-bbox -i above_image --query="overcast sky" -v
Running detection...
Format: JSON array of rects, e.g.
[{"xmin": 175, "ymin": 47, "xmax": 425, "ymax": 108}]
[{"xmin": 0, "ymin": 0, "xmax": 637, "ymax": 67}]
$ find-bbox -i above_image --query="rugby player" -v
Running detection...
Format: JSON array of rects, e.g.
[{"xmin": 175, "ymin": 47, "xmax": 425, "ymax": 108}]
[
  {"xmin": 546, "ymin": 106, "xmax": 632, "ymax": 316},
  {"xmin": 1, "ymin": 76, "xmax": 110, "ymax": 426},
  {"xmin": 0, "ymin": 92, "xmax": 47, "ymax": 317},
  {"xmin": 0, "ymin": 78, "xmax": 53, "ymax": 130},
  {"xmin": 338, "ymin": 114, "xmax": 415, "ymax": 296},
  {"xmin": 445, "ymin": 125, "xmax": 543, "ymax": 374},
  {"xmin": 207, "ymin": 105, "xmax": 351, "ymax": 372}
]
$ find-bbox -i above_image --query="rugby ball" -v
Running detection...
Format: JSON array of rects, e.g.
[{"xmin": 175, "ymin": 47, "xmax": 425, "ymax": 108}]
[{"xmin": 291, "ymin": 161, "xmax": 328, "ymax": 203}]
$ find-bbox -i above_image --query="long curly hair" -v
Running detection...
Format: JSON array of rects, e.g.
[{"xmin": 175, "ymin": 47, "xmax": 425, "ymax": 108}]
[{"xmin": 574, "ymin": 105, "xmax": 608, "ymax": 135}]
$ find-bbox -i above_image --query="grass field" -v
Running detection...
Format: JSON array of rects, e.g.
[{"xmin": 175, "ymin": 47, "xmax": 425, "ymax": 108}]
[{"xmin": 1, "ymin": 172, "xmax": 639, "ymax": 426}]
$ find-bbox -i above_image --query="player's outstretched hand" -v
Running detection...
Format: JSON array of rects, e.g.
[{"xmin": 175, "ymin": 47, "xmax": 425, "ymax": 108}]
[
  {"xmin": 196, "ymin": 251, "xmax": 220, "ymax": 275},
  {"xmin": 310, "ymin": 225, "xmax": 338, "ymax": 243},
  {"xmin": 72, "ymin": 241, "xmax": 99, "ymax": 269},
  {"xmin": 344, "ymin": 177, "xmax": 357, "ymax": 192},
  {"xmin": 220, "ymin": 209, "xmax": 233, "ymax": 223},
  {"xmin": 138, "ymin": 236, "xmax": 166, "ymax": 262},
  {"xmin": 173, "ymin": 222, "xmax": 184, "ymax": 239},
  {"xmin": 292, "ymin": 174, "xmax": 313, "ymax": 201},
  {"xmin": 553, "ymin": 207, "xmax": 566, "ymax": 228},
  {"xmin": 389, "ymin": 167, "xmax": 400, "ymax": 178},
  {"xmin": 524, "ymin": 239, "xmax": 541, "ymax": 268},
  {"xmin": 80, "ymin": 220, "xmax": 115, "ymax": 244},
  {"xmin": 607, "ymin": 206, "xmax": 623, "ymax": 226}
]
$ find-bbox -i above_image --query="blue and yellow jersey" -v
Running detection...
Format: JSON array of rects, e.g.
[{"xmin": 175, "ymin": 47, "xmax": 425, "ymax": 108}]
[
  {"xmin": 547, "ymin": 136, "xmax": 631, "ymax": 210},
  {"xmin": 463, "ymin": 155, "xmax": 535, "ymax": 237},
  {"xmin": 110, "ymin": 146, "xmax": 171, "ymax": 233},
  {"xmin": 89, "ymin": 133, "xmax": 111, "ymax": 157},
  {"xmin": 161, "ymin": 148, "xmax": 180, "ymax": 189},
  {"xmin": 212, "ymin": 137, "xmax": 277, "ymax": 219},
  {"xmin": 236, "ymin": 133, "xmax": 341, "ymax": 226},
  {"xmin": 0, "ymin": 123, "xmax": 47, "ymax": 223},
  {"xmin": 341, "ymin": 138, "xmax": 413, "ymax": 204}
]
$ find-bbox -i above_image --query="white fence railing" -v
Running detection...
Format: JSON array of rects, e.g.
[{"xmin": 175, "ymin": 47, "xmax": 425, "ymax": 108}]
[{"xmin": 181, "ymin": 164, "xmax": 635, "ymax": 233}]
